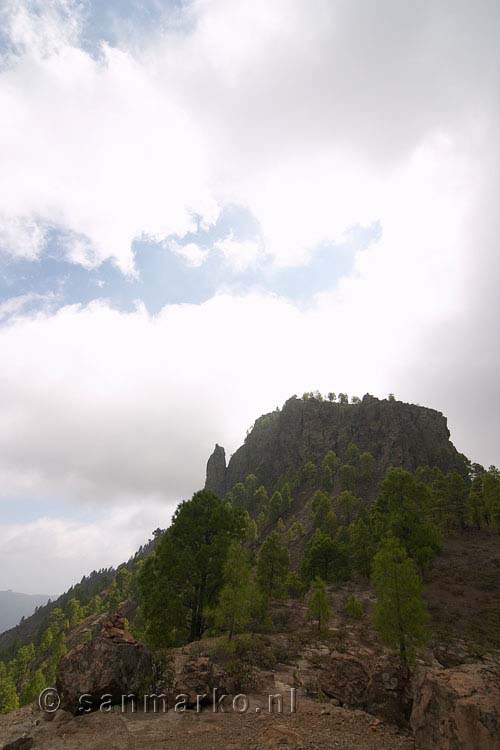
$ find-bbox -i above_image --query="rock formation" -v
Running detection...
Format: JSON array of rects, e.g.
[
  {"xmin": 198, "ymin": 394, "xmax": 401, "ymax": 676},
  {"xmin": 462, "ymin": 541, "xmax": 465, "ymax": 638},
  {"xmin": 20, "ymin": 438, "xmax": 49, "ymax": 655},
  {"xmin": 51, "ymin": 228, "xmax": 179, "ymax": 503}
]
[
  {"xmin": 56, "ymin": 612, "xmax": 153, "ymax": 714},
  {"xmin": 206, "ymin": 395, "xmax": 467, "ymax": 498},
  {"xmin": 411, "ymin": 661, "xmax": 500, "ymax": 750},
  {"xmin": 204, "ymin": 443, "xmax": 227, "ymax": 497}
]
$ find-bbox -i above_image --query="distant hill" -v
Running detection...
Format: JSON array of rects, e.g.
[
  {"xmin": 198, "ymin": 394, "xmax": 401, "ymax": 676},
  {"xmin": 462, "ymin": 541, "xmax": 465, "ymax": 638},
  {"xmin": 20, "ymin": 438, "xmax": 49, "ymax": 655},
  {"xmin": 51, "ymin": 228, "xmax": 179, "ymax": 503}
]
[
  {"xmin": 0, "ymin": 531, "xmax": 163, "ymax": 655},
  {"xmin": 0, "ymin": 590, "xmax": 53, "ymax": 634}
]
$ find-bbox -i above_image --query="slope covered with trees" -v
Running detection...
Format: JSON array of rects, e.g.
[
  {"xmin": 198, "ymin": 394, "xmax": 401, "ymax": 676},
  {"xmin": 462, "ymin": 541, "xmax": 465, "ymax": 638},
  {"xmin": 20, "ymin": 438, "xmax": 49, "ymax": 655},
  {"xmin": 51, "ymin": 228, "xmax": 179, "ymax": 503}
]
[{"xmin": 2, "ymin": 392, "xmax": 500, "ymax": 717}]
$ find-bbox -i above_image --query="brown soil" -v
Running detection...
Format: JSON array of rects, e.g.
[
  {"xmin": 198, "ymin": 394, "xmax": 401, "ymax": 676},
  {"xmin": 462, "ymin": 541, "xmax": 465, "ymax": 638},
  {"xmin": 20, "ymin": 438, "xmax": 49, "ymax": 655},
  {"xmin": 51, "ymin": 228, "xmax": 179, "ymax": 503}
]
[
  {"xmin": 424, "ymin": 530, "xmax": 500, "ymax": 654},
  {"xmin": 0, "ymin": 697, "xmax": 414, "ymax": 750}
]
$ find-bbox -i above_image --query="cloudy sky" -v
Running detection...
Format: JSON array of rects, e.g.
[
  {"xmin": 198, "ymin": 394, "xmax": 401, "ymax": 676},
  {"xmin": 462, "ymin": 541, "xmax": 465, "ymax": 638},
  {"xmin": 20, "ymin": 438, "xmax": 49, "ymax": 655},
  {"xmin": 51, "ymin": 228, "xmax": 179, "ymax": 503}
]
[{"xmin": 0, "ymin": 0, "xmax": 499, "ymax": 594}]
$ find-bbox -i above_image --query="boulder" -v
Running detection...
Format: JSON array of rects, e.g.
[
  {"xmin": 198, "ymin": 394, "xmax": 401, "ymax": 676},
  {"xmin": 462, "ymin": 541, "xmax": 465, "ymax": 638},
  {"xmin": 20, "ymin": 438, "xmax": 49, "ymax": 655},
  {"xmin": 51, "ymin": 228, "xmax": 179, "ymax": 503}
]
[
  {"xmin": 411, "ymin": 662, "xmax": 500, "ymax": 749},
  {"xmin": 318, "ymin": 654, "xmax": 370, "ymax": 707},
  {"xmin": 159, "ymin": 652, "xmax": 229, "ymax": 706},
  {"xmin": 56, "ymin": 616, "xmax": 153, "ymax": 714},
  {"xmin": 305, "ymin": 652, "xmax": 410, "ymax": 725},
  {"xmin": 2, "ymin": 738, "xmax": 34, "ymax": 750},
  {"xmin": 367, "ymin": 656, "xmax": 412, "ymax": 725}
]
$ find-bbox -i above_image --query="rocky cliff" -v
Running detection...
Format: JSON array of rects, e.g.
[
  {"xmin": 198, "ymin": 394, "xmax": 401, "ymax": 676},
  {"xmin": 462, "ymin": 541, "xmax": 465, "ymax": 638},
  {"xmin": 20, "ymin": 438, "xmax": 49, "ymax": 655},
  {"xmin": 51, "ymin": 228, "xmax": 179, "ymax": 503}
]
[{"xmin": 205, "ymin": 394, "xmax": 467, "ymax": 497}]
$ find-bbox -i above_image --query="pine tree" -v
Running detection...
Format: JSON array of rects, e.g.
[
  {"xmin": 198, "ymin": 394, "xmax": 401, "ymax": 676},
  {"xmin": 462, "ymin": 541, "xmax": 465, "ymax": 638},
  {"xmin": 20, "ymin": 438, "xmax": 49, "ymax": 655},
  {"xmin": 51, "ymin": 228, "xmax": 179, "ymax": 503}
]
[
  {"xmin": 286, "ymin": 520, "xmax": 304, "ymax": 542},
  {"xmin": 268, "ymin": 491, "xmax": 285, "ymax": 523},
  {"xmin": 0, "ymin": 669, "xmax": 19, "ymax": 714},
  {"xmin": 12, "ymin": 643, "xmax": 35, "ymax": 685},
  {"xmin": 301, "ymin": 529, "xmax": 344, "ymax": 583},
  {"xmin": 244, "ymin": 474, "xmax": 258, "ymax": 505},
  {"xmin": 302, "ymin": 461, "xmax": 317, "ymax": 483},
  {"xmin": 115, "ymin": 567, "xmax": 133, "ymax": 599},
  {"xmin": 65, "ymin": 597, "xmax": 83, "ymax": 627},
  {"xmin": 256, "ymin": 511, "xmax": 266, "ymax": 533},
  {"xmin": 107, "ymin": 580, "xmax": 121, "ymax": 613},
  {"xmin": 322, "ymin": 450, "xmax": 339, "ymax": 492},
  {"xmin": 349, "ymin": 511, "xmax": 376, "ymax": 578},
  {"xmin": 307, "ymin": 577, "xmax": 331, "ymax": 632},
  {"xmin": 371, "ymin": 535, "xmax": 428, "ymax": 667},
  {"xmin": 339, "ymin": 464, "xmax": 357, "ymax": 492},
  {"xmin": 337, "ymin": 490, "xmax": 360, "ymax": 526},
  {"xmin": 254, "ymin": 486, "xmax": 269, "ymax": 514},
  {"xmin": 257, "ymin": 530, "xmax": 289, "ymax": 597},
  {"xmin": 139, "ymin": 490, "xmax": 245, "ymax": 646},
  {"xmin": 483, "ymin": 467, "xmax": 500, "ymax": 531},
  {"xmin": 40, "ymin": 627, "xmax": 54, "ymax": 654},
  {"xmin": 359, "ymin": 451, "xmax": 375, "ymax": 483},
  {"xmin": 244, "ymin": 514, "xmax": 258, "ymax": 542},
  {"xmin": 311, "ymin": 490, "xmax": 332, "ymax": 530},
  {"xmin": 231, "ymin": 483, "xmax": 247, "ymax": 509},
  {"xmin": 213, "ymin": 542, "xmax": 253, "ymax": 640},
  {"xmin": 375, "ymin": 468, "xmax": 441, "ymax": 572},
  {"xmin": 20, "ymin": 668, "xmax": 46, "ymax": 706}
]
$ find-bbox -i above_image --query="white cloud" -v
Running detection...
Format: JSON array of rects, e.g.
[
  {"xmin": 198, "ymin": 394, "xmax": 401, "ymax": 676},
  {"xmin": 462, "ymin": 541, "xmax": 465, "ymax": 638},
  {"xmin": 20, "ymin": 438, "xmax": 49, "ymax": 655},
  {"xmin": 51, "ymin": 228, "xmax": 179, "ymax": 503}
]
[
  {"xmin": 0, "ymin": 293, "xmax": 47, "ymax": 321},
  {"xmin": 170, "ymin": 240, "xmax": 208, "ymax": 268},
  {"xmin": 214, "ymin": 234, "xmax": 263, "ymax": 271},
  {"xmin": 0, "ymin": 214, "xmax": 47, "ymax": 259},
  {"xmin": 0, "ymin": 501, "xmax": 172, "ymax": 594},
  {"xmin": 1, "ymin": 0, "xmax": 497, "ymax": 273}
]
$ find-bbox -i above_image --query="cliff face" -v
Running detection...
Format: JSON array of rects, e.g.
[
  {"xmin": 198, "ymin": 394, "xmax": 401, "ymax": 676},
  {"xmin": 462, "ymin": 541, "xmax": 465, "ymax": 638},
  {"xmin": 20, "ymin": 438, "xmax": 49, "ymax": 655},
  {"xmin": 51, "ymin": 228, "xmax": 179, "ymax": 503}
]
[{"xmin": 205, "ymin": 394, "xmax": 467, "ymax": 496}]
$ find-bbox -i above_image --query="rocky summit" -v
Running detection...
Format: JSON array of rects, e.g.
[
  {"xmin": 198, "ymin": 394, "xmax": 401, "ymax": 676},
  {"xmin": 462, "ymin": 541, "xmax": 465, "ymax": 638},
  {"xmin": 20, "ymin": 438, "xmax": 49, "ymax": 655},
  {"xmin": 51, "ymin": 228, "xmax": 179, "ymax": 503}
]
[{"xmin": 205, "ymin": 395, "xmax": 466, "ymax": 498}]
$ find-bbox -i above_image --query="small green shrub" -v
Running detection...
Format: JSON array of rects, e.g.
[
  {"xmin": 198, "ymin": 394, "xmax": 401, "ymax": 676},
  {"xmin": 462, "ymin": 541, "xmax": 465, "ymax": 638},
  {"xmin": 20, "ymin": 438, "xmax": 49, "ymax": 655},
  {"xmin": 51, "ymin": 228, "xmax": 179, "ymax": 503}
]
[{"xmin": 344, "ymin": 595, "xmax": 363, "ymax": 620}]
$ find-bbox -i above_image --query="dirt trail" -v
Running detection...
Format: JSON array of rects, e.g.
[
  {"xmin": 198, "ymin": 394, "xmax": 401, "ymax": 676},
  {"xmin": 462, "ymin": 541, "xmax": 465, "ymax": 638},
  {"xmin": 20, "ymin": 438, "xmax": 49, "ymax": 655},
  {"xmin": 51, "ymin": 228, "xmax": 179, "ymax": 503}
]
[{"xmin": 1, "ymin": 696, "xmax": 414, "ymax": 750}]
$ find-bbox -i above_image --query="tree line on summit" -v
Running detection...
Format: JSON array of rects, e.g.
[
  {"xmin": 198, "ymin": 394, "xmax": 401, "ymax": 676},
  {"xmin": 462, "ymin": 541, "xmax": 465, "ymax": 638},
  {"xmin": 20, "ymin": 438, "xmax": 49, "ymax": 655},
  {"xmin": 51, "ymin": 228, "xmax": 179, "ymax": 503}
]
[{"xmin": 1, "ymin": 434, "xmax": 500, "ymax": 713}]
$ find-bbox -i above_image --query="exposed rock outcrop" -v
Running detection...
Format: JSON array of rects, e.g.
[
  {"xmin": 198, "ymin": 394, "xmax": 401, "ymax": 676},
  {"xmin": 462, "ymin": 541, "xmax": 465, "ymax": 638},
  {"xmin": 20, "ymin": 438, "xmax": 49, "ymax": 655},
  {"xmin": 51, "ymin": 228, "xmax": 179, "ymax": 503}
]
[
  {"xmin": 56, "ymin": 613, "xmax": 153, "ymax": 714},
  {"xmin": 154, "ymin": 633, "xmax": 412, "ymax": 726},
  {"xmin": 206, "ymin": 395, "xmax": 466, "ymax": 498},
  {"xmin": 156, "ymin": 651, "xmax": 229, "ymax": 705},
  {"xmin": 298, "ymin": 649, "xmax": 411, "ymax": 725},
  {"xmin": 205, "ymin": 443, "xmax": 227, "ymax": 498},
  {"xmin": 410, "ymin": 662, "xmax": 500, "ymax": 749},
  {"xmin": 2, "ymin": 738, "xmax": 34, "ymax": 750}
]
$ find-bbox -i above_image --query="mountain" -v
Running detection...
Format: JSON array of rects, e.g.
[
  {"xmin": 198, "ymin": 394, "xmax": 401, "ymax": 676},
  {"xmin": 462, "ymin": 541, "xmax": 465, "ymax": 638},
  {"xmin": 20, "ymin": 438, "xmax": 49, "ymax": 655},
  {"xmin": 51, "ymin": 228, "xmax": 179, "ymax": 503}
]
[
  {"xmin": 206, "ymin": 393, "xmax": 467, "ymax": 497},
  {"xmin": 0, "ymin": 591, "xmax": 52, "ymax": 635},
  {"xmin": 1, "ymin": 393, "xmax": 500, "ymax": 750}
]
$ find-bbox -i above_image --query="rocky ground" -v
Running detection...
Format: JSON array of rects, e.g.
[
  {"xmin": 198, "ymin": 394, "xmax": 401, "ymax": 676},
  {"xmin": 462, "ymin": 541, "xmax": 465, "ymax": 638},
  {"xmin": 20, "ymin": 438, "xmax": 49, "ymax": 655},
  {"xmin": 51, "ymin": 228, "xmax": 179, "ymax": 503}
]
[{"xmin": 0, "ymin": 697, "xmax": 414, "ymax": 750}]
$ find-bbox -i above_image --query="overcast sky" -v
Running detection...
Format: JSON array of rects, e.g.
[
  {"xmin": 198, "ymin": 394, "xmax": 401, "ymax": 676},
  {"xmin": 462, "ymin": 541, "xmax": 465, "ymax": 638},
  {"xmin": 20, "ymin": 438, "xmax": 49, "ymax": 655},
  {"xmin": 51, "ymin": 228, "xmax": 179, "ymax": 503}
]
[{"xmin": 0, "ymin": 0, "xmax": 499, "ymax": 594}]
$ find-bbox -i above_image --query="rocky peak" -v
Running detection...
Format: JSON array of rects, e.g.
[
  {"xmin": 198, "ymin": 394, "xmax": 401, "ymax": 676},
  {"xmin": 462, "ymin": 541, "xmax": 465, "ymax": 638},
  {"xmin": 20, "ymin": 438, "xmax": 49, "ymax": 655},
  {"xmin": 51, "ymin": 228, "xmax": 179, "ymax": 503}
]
[
  {"xmin": 205, "ymin": 443, "xmax": 227, "ymax": 497},
  {"xmin": 205, "ymin": 394, "xmax": 467, "ymax": 497}
]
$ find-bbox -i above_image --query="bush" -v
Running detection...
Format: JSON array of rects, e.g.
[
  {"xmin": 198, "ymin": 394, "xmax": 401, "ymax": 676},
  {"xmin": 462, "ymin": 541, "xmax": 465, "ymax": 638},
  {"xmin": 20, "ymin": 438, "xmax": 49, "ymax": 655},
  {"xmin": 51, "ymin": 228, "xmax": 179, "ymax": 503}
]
[
  {"xmin": 286, "ymin": 572, "xmax": 306, "ymax": 598},
  {"xmin": 344, "ymin": 594, "xmax": 363, "ymax": 620}
]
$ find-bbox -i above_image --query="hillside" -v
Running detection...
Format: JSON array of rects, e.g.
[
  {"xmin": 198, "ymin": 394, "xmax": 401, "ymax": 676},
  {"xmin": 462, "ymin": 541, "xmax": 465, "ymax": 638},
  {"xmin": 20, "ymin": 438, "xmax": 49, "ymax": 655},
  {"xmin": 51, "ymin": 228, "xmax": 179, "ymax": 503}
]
[
  {"xmin": 1, "ymin": 393, "xmax": 499, "ymax": 750},
  {"xmin": 0, "ymin": 592, "xmax": 52, "ymax": 635},
  {"xmin": 0, "ymin": 533, "xmax": 162, "ymax": 657}
]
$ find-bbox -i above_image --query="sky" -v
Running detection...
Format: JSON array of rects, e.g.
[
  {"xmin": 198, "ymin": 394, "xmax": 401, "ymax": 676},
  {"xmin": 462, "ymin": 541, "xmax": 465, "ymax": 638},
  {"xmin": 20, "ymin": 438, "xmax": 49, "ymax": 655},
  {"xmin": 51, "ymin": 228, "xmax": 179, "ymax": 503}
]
[{"xmin": 0, "ymin": 0, "xmax": 499, "ymax": 594}]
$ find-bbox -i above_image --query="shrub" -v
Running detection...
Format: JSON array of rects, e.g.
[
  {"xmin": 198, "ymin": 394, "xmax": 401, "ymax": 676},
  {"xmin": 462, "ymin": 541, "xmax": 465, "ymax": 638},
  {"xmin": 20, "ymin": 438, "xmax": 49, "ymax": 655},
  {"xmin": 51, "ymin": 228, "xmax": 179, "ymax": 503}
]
[{"xmin": 345, "ymin": 594, "xmax": 363, "ymax": 620}]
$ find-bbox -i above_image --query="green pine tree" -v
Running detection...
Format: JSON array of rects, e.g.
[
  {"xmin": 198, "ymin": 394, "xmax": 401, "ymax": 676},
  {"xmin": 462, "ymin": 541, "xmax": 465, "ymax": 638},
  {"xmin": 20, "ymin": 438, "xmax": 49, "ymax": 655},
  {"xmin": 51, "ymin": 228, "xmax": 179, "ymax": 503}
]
[
  {"xmin": 20, "ymin": 668, "xmax": 46, "ymax": 706},
  {"xmin": 213, "ymin": 542, "xmax": 254, "ymax": 640},
  {"xmin": 371, "ymin": 535, "xmax": 429, "ymax": 667},
  {"xmin": 307, "ymin": 577, "xmax": 331, "ymax": 632},
  {"xmin": 257, "ymin": 530, "xmax": 289, "ymax": 597},
  {"xmin": 0, "ymin": 665, "xmax": 19, "ymax": 714}
]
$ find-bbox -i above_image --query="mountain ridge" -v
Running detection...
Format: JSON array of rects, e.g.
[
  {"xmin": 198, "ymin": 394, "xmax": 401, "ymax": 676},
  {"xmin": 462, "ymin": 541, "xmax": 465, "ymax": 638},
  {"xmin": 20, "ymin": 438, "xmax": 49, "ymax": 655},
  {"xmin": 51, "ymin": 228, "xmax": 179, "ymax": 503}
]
[
  {"xmin": 0, "ymin": 591, "xmax": 53, "ymax": 636},
  {"xmin": 206, "ymin": 394, "xmax": 467, "ymax": 498}
]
